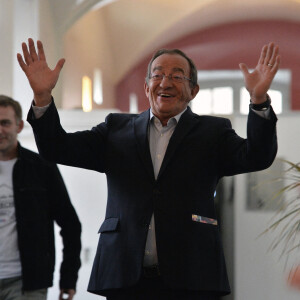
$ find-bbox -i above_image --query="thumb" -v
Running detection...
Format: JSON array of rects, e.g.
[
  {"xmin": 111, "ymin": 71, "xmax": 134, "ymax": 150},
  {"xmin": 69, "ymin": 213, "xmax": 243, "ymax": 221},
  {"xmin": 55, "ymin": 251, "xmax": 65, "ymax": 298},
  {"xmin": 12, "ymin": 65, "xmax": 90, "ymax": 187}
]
[
  {"xmin": 54, "ymin": 58, "xmax": 65, "ymax": 74},
  {"xmin": 239, "ymin": 63, "xmax": 249, "ymax": 77}
]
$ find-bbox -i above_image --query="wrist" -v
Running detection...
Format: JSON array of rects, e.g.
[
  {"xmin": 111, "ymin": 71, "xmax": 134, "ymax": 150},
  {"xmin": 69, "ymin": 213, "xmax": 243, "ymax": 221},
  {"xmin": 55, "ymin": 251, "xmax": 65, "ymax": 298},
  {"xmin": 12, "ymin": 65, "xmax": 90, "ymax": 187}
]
[
  {"xmin": 250, "ymin": 94, "xmax": 271, "ymax": 111},
  {"xmin": 33, "ymin": 92, "xmax": 52, "ymax": 107}
]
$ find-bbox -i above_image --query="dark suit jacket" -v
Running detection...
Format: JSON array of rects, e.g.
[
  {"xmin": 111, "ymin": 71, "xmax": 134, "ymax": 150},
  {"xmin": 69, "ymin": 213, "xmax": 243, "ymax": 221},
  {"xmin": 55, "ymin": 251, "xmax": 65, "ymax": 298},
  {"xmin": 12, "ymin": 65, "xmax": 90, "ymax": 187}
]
[
  {"xmin": 27, "ymin": 102, "xmax": 277, "ymax": 296},
  {"xmin": 13, "ymin": 144, "xmax": 81, "ymax": 291}
]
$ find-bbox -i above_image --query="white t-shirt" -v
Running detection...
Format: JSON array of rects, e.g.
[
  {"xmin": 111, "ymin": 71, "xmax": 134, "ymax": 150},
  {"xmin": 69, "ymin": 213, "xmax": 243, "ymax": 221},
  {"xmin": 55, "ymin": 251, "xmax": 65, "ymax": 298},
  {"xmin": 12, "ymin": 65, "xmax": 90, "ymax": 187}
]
[{"xmin": 0, "ymin": 158, "xmax": 22, "ymax": 279}]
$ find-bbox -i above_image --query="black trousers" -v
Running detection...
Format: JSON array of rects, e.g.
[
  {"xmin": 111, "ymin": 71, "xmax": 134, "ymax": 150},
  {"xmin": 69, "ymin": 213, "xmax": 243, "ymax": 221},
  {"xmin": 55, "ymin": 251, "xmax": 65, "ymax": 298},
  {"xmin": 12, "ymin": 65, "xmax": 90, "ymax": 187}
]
[{"xmin": 105, "ymin": 276, "xmax": 220, "ymax": 300}]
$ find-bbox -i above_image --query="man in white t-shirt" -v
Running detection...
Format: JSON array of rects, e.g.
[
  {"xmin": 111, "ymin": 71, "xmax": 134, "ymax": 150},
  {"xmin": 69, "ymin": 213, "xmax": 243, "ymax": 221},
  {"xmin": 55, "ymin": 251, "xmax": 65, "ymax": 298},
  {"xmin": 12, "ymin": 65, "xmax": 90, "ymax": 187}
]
[{"xmin": 0, "ymin": 95, "xmax": 81, "ymax": 300}]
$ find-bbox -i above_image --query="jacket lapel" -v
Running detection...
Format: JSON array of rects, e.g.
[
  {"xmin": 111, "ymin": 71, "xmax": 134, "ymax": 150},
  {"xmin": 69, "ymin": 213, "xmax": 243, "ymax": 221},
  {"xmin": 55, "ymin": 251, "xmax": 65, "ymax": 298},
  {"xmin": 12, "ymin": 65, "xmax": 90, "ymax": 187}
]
[
  {"xmin": 133, "ymin": 109, "xmax": 155, "ymax": 180},
  {"xmin": 157, "ymin": 107, "xmax": 199, "ymax": 180}
]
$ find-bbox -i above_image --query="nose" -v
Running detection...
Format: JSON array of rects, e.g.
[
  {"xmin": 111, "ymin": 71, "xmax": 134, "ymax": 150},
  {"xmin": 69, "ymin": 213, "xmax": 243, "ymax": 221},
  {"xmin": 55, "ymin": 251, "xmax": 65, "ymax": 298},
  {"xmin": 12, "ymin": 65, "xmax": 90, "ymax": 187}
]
[{"xmin": 159, "ymin": 75, "xmax": 173, "ymax": 88}]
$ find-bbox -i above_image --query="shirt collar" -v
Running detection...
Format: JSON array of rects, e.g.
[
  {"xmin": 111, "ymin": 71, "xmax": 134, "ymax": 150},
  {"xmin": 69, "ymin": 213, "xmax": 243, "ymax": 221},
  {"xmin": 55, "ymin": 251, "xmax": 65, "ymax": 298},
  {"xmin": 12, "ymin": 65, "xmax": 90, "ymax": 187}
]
[{"xmin": 149, "ymin": 108, "xmax": 187, "ymax": 126}]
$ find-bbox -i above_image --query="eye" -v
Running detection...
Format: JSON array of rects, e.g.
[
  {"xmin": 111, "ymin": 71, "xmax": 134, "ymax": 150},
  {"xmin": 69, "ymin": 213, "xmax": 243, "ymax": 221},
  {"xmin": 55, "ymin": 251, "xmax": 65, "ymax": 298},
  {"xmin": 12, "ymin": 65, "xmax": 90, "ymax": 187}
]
[
  {"xmin": 173, "ymin": 75, "xmax": 183, "ymax": 81},
  {"xmin": 0, "ymin": 120, "xmax": 11, "ymax": 127},
  {"xmin": 151, "ymin": 74, "xmax": 162, "ymax": 80}
]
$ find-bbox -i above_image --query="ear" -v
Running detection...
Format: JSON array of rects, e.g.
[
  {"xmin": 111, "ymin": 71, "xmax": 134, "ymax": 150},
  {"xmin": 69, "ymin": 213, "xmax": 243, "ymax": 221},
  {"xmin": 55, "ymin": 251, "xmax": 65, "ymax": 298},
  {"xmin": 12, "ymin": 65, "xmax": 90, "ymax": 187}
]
[
  {"xmin": 189, "ymin": 84, "xmax": 200, "ymax": 101},
  {"xmin": 144, "ymin": 81, "xmax": 150, "ymax": 98},
  {"xmin": 17, "ymin": 120, "xmax": 24, "ymax": 134}
]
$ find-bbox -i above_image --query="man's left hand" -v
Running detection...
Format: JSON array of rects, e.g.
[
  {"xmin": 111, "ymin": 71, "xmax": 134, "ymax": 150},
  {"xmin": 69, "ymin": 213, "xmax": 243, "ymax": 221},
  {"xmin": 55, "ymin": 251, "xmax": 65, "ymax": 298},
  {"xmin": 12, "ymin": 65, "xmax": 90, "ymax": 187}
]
[
  {"xmin": 239, "ymin": 42, "xmax": 281, "ymax": 104},
  {"xmin": 59, "ymin": 289, "xmax": 76, "ymax": 300}
]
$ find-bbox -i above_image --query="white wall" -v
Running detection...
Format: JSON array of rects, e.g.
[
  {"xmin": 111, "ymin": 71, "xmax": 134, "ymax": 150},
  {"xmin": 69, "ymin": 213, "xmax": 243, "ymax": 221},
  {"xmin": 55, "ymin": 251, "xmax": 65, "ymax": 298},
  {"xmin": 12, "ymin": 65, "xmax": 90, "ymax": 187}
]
[
  {"xmin": 12, "ymin": 0, "xmax": 39, "ymax": 110},
  {"xmin": 0, "ymin": 0, "xmax": 14, "ymax": 96},
  {"xmin": 233, "ymin": 112, "xmax": 300, "ymax": 300}
]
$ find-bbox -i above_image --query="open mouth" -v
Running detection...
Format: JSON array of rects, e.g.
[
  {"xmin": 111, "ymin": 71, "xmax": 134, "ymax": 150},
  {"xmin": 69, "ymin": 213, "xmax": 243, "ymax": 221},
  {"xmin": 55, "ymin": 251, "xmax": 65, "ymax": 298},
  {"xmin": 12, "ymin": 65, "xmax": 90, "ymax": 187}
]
[{"xmin": 158, "ymin": 93, "xmax": 173, "ymax": 98}]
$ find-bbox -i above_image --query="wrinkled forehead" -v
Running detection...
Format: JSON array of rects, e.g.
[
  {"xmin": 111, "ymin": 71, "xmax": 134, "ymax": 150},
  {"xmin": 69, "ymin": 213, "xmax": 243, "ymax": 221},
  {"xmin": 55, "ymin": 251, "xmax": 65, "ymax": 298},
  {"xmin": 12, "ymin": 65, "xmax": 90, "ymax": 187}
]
[{"xmin": 151, "ymin": 54, "xmax": 190, "ymax": 75}]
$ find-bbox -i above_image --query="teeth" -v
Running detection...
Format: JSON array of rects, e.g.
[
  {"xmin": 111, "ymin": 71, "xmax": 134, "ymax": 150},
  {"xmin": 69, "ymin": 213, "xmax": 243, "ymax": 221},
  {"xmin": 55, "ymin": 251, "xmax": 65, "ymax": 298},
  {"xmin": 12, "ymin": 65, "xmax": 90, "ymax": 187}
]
[{"xmin": 160, "ymin": 94, "xmax": 171, "ymax": 97}]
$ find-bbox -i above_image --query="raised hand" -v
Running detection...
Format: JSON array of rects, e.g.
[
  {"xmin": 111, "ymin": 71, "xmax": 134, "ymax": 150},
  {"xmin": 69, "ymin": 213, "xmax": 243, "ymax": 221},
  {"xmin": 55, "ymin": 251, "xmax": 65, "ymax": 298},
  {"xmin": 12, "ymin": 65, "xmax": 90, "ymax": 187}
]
[
  {"xmin": 239, "ymin": 42, "xmax": 281, "ymax": 104},
  {"xmin": 17, "ymin": 38, "xmax": 65, "ymax": 107}
]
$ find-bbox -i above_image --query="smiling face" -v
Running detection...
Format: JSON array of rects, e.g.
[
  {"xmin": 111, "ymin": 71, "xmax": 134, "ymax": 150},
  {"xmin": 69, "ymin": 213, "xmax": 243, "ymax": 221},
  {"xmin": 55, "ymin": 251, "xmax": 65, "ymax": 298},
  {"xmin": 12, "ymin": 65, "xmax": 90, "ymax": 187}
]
[
  {"xmin": 0, "ymin": 106, "xmax": 24, "ymax": 160},
  {"xmin": 144, "ymin": 53, "xmax": 199, "ymax": 126}
]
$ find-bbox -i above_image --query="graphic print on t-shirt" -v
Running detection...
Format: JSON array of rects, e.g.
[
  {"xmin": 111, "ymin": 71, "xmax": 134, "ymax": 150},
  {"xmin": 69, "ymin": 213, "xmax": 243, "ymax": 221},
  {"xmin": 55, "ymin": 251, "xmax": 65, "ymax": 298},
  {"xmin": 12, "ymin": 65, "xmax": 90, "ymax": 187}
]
[
  {"xmin": 0, "ymin": 184, "xmax": 15, "ymax": 227},
  {"xmin": 0, "ymin": 158, "xmax": 22, "ymax": 279}
]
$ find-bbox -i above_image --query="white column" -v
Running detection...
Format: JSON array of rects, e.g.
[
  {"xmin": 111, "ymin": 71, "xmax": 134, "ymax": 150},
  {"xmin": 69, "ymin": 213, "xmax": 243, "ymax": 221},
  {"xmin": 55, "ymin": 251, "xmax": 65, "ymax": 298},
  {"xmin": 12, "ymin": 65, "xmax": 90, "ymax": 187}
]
[
  {"xmin": 12, "ymin": 0, "xmax": 39, "ymax": 113},
  {"xmin": 0, "ymin": 0, "xmax": 14, "ymax": 96}
]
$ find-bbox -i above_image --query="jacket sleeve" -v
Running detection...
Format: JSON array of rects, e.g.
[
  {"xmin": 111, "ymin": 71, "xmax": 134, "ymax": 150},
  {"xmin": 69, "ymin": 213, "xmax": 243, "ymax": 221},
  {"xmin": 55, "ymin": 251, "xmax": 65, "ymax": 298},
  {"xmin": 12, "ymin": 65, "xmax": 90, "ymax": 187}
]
[
  {"xmin": 218, "ymin": 106, "xmax": 278, "ymax": 177},
  {"xmin": 48, "ymin": 162, "xmax": 82, "ymax": 290},
  {"xmin": 27, "ymin": 100, "xmax": 108, "ymax": 173}
]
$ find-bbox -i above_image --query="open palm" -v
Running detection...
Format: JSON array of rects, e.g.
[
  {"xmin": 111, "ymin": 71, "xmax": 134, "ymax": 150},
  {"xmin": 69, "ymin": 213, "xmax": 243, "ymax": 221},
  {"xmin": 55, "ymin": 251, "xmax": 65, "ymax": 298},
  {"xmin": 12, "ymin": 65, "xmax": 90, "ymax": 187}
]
[
  {"xmin": 239, "ymin": 42, "xmax": 281, "ymax": 104},
  {"xmin": 17, "ymin": 38, "xmax": 65, "ymax": 106}
]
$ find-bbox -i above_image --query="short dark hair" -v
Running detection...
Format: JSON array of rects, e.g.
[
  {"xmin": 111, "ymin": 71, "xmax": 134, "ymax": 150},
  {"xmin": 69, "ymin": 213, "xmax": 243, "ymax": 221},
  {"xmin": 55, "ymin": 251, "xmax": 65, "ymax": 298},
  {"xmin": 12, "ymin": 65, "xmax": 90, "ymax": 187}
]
[
  {"xmin": 145, "ymin": 49, "xmax": 198, "ymax": 88},
  {"xmin": 0, "ymin": 95, "xmax": 23, "ymax": 122}
]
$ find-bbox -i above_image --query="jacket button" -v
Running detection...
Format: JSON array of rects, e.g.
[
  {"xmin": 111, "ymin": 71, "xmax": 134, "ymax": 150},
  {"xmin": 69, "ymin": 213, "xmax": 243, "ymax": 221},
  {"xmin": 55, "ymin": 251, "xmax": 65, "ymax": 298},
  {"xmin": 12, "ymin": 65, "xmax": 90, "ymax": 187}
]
[
  {"xmin": 153, "ymin": 188, "xmax": 161, "ymax": 196},
  {"xmin": 142, "ymin": 222, "xmax": 149, "ymax": 228},
  {"xmin": 139, "ymin": 219, "xmax": 149, "ymax": 228}
]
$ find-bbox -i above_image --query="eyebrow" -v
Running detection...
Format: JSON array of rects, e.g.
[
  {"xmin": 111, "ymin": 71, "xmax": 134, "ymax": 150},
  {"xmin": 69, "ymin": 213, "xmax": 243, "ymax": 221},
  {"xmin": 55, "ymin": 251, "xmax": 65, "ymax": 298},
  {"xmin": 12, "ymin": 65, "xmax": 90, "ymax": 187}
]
[{"xmin": 152, "ymin": 66, "xmax": 185, "ymax": 74}]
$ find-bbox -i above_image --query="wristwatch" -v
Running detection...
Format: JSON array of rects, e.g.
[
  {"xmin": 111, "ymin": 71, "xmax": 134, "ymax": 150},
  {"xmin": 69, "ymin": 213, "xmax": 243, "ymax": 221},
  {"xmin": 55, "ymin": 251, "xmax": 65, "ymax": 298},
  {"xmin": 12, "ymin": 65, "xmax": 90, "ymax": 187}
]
[{"xmin": 249, "ymin": 94, "xmax": 271, "ymax": 111}]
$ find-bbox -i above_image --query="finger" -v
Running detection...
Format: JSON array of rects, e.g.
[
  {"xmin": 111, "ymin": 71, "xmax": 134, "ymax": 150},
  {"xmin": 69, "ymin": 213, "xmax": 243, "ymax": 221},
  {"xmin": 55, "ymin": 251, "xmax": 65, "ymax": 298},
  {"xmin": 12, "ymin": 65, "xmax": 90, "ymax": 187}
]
[
  {"xmin": 28, "ymin": 38, "xmax": 39, "ymax": 61},
  {"xmin": 289, "ymin": 266, "xmax": 300, "ymax": 285},
  {"xmin": 69, "ymin": 290, "xmax": 75, "ymax": 300},
  {"xmin": 68, "ymin": 289, "xmax": 75, "ymax": 300},
  {"xmin": 268, "ymin": 44, "xmax": 279, "ymax": 66},
  {"xmin": 269, "ymin": 54, "xmax": 281, "ymax": 74},
  {"xmin": 17, "ymin": 53, "xmax": 28, "ymax": 73},
  {"xmin": 258, "ymin": 44, "xmax": 268, "ymax": 65},
  {"xmin": 22, "ymin": 42, "xmax": 33, "ymax": 65},
  {"xmin": 54, "ymin": 58, "xmax": 65, "ymax": 74},
  {"xmin": 58, "ymin": 291, "xmax": 68, "ymax": 300},
  {"xmin": 264, "ymin": 42, "xmax": 275, "ymax": 66},
  {"xmin": 239, "ymin": 63, "xmax": 249, "ymax": 76},
  {"xmin": 37, "ymin": 40, "xmax": 46, "ymax": 61},
  {"xmin": 59, "ymin": 289, "xmax": 74, "ymax": 300}
]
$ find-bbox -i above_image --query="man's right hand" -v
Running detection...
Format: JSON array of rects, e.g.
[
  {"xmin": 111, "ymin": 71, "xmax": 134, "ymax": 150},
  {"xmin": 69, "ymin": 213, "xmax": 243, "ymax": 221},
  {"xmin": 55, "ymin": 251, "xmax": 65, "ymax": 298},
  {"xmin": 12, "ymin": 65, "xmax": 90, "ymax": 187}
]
[{"xmin": 17, "ymin": 38, "xmax": 65, "ymax": 107}]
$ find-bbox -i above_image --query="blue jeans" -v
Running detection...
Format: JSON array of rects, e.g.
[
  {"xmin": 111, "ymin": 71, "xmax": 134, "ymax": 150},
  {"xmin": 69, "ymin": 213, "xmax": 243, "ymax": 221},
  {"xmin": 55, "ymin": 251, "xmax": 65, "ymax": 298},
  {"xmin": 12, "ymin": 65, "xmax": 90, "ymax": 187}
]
[{"xmin": 0, "ymin": 276, "xmax": 47, "ymax": 300}]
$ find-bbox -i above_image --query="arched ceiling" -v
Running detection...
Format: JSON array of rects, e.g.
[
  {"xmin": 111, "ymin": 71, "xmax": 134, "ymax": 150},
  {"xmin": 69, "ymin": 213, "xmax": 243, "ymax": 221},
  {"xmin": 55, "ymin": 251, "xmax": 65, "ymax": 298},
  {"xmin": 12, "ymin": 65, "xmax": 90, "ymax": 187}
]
[
  {"xmin": 56, "ymin": 0, "xmax": 300, "ymax": 109},
  {"xmin": 58, "ymin": 0, "xmax": 300, "ymax": 83}
]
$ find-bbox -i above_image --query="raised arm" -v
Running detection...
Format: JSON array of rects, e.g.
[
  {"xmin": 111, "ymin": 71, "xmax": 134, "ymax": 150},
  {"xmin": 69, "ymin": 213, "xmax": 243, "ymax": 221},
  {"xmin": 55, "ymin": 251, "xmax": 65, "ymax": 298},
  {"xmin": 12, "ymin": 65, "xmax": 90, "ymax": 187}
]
[
  {"xmin": 239, "ymin": 42, "xmax": 281, "ymax": 104},
  {"xmin": 17, "ymin": 38, "xmax": 65, "ymax": 107}
]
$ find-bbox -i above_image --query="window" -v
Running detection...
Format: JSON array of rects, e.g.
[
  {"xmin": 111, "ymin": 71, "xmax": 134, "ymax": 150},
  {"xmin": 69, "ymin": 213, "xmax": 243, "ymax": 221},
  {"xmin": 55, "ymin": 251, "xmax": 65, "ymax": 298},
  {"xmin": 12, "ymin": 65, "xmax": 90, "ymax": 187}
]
[
  {"xmin": 192, "ymin": 70, "xmax": 290, "ymax": 115},
  {"xmin": 240, "ymin": 88, "xmax": 282, "ymax": 115},
  {"xmin": 129, "ymin": 93, "xmax": 138, "ymax": 113},
  {"xmin": 93, "ymin": 69, "xmax": 103, "ymax": 105},
  {"xmin": 191, "ymin": 87, "xmax": 233, "ymax": 115},
  {"xmin": 82, "ymin": 76, "xmax": 92, "ymax": 112}
]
